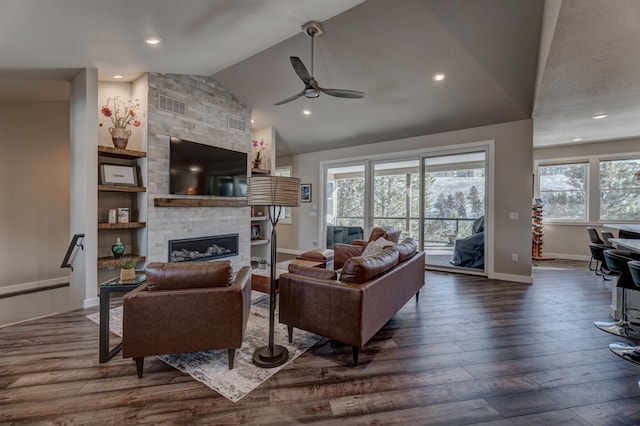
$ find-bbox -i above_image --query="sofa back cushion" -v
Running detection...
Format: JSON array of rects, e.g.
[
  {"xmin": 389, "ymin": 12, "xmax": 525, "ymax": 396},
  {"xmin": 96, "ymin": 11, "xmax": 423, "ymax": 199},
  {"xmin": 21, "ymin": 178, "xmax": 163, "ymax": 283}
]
[
  {"xmin": 368, "ymin": 226, "xmax": 402, "ymax": 244},
  {"xmin": 340, "ymin": 247, "xmax": 400, "ymax": 284},
  {"xmin": 145, "ymin": 260, "xmax": 232, "ymax": 291},
  {"xmin": 396, "ymin": 238, "xmax": 418, "ymax": 263}
]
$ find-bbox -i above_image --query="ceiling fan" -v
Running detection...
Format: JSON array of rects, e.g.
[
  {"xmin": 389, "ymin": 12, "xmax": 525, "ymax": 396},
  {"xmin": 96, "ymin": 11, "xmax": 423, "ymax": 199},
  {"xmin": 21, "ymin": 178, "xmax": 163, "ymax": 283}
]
[{"xmin": 274, "ymin": 21, "xmax": 365, "ymax": 106}]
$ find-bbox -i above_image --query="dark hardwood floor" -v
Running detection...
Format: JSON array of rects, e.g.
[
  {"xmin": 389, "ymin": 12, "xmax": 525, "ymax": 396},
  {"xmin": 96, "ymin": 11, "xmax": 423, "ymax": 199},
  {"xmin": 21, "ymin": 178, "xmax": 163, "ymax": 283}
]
[{"xmin": 2, "ymin": 260, "xmax": 640, "ymax": 425}]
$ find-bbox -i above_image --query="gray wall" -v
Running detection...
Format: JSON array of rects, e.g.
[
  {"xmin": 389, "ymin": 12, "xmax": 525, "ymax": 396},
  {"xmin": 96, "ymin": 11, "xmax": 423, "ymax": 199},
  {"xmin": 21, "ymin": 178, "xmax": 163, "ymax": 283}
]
[
  {"xmin": 0, "ymin": 101, "xmax": 71, "ymax": 325},
  {"xmin": 280, "ymin": 119, "xmax": 534, "ymax": 281}
]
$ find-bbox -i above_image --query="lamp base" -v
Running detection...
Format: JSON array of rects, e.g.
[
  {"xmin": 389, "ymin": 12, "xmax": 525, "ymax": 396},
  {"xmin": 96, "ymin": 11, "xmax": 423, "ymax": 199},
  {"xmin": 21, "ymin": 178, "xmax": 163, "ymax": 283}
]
[{"xmin": 252, "ymin": 344, "xmax": 289, "ymax": 368}]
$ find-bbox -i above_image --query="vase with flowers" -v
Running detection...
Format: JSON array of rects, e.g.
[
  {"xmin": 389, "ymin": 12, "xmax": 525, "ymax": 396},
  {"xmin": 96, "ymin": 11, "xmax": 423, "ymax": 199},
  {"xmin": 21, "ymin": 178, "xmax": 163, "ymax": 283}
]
[
  {"xmin": 252, "ymin": 138, "xmax": 268, "ymax": 170},
  {"xmin": 99, "ymin": 96, "xmax": 142, "ymax": 149}
]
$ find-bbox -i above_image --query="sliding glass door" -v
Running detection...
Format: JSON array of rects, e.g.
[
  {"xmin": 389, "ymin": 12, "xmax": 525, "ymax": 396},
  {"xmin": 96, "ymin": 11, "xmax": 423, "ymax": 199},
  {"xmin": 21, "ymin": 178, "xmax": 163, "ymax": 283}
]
[{"xmin": 322, "ymin": 146, "xmax": 488, "ymax": 274}]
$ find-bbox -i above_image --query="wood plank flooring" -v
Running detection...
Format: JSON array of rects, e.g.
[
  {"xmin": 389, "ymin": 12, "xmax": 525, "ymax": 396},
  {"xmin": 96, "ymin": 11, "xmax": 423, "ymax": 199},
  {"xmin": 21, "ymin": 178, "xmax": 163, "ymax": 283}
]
[{"xmin": 2, "ymin": 261, "xmax": 640, "ymax": 424}]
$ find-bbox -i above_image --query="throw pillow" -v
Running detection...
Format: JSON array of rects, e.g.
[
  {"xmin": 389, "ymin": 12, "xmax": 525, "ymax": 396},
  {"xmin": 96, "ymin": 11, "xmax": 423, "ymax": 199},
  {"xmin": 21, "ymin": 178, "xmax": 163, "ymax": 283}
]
[{"xmin": 361, "ymin": 236, "xmax": 396, "ymax": 258}]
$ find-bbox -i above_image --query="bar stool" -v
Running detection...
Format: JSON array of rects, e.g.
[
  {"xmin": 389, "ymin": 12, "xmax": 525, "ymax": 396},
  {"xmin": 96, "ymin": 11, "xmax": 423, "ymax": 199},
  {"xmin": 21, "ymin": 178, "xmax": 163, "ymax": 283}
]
[
  {"xmin": 594, "ymin": 250, "xmax": 640, "ymax": 338},
  {"xmin": 609, "ymin": 260, "xmax": 640, "ymax": 366},
  {"xmin": 588, "ymin": 243, "xmax": 617, "ymax": 280},
  {"xmin": 587, "ymin": 228, "xmax": 604, "ymax": 271}
]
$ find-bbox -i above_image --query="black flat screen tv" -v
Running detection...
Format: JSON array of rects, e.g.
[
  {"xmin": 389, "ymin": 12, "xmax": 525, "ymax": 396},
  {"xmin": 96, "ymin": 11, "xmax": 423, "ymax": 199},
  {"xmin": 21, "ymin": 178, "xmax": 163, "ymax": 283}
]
[{"xmin": 169, "ymin": 137, "xmax": 248, "ymax": 197}]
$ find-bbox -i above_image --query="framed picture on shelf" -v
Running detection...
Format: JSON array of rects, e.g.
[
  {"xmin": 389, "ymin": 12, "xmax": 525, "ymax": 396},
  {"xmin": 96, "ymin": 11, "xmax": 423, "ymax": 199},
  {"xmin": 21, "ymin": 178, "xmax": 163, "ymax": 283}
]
[
  {"xmin": 251, "ymin": 224, "xmax": 261, "ymax": 240},
  {"xmin": 100, "ymin": 163, "xmax": 138, "ymax": 186},
  {"xmin": 300, "ymin": 183, "xmax": 311, "ymax": 203},
  {"xmin": 117, "ymin": 208, "xmax": 130, "ymax": 224}
]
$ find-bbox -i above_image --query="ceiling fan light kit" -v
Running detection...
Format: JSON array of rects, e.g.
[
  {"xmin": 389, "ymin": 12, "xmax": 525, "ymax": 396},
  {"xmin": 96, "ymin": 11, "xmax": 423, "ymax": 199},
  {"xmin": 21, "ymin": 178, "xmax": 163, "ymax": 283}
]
[{"xmin": 274, "ymin": 21, "xmax": 365, "ymax": 106}]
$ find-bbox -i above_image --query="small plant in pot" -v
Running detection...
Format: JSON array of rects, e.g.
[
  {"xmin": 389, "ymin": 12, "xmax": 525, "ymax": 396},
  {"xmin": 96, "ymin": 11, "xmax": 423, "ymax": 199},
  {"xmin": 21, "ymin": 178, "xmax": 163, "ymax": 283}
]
[
  {"xmin": 119, "ymin": 257, "xmax": 137, "ymax": 281},
  {"xmin": 258, "ymin": 258, "xmax": 267, "ymax": 270}
]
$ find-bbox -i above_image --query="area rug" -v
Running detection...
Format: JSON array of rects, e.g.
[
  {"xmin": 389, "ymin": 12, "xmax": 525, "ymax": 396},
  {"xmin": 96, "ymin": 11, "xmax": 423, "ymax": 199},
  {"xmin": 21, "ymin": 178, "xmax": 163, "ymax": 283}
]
[{"xmin": 86, "ymin": 292, "xmax": 321, "ymax": 402}]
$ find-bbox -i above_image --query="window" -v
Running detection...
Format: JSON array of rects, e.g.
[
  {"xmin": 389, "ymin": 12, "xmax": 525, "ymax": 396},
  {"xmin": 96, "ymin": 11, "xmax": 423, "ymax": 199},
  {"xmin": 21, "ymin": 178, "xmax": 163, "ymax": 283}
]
[
  {"xmin": 274, "ymin": 166, "xmax": 293, "ymax": 224},
  {"xmin": 538, "ymin": 163, "xmax": 587, "ymax": 220},
  {"xmin": 600, "ymin": 158, "xmax": 640, "ymax": 220}
]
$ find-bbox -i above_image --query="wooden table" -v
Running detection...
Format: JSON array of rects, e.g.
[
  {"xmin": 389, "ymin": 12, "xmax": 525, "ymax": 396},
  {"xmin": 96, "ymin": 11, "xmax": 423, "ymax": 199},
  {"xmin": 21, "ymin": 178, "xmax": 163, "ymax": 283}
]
[{"xmin": 251, "ymin": 259, "xmax": 324, "ymax": 294}]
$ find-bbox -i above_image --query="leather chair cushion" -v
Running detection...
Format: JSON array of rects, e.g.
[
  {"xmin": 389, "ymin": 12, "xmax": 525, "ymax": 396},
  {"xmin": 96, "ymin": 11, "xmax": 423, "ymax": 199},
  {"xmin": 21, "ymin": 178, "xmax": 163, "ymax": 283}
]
[
  {"xmin": 396, "ymin": 238, "xmax": 418, "ymax": 263},
  {"xmin": 288, "ymin": 263, "xmax": 337, "ymax": 280},
  {"xmin": 340, "ymin": 247, "xmax": 400, "ymax": 284},
  {"xmin": 145, "ymin": 261, "xmax": 232, "ymax": 291}
]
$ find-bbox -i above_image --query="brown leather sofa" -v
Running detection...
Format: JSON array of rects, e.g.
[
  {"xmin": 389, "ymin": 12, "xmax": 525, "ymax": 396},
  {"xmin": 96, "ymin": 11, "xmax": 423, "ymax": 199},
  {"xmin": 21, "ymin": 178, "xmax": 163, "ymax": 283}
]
[
  {"xmin": 279, "ymin": 238, "xmax": 424, "ymax": 366},
  {"xmin": 122, "ymin": 260, "xmax": 251, "ymax": 377},
  {"xmin": 334, "ymin": 226, "xmax": 403, "ymax": 269}
]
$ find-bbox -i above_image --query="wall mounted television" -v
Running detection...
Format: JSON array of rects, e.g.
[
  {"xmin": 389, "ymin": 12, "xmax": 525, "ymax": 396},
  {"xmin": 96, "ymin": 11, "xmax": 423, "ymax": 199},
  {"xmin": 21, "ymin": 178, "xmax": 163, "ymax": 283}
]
[{"xmin": 169, "ymin": 137, "xmax": 248, "ymax": 197}]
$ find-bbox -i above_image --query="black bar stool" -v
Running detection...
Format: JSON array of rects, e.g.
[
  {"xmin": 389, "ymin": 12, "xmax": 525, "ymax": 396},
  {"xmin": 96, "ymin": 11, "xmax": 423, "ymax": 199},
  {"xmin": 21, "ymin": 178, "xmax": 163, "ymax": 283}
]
[
  {"xmin": 594, "ymin": 250, "xmax": 640, "ymax": 338},
  {"xmin": 609, "ymin": 260, "xmax": 640, "ymax": 366},
  {"xmin": 588, "ymin": 243, "xmax": 617, "ymax": 280}
]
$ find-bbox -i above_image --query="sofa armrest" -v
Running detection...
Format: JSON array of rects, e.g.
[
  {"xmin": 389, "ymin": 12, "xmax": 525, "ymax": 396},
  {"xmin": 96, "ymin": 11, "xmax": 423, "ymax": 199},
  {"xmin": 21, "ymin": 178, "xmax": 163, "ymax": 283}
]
[{"xmin": 333, "ymin": 243, "xmax": 364, "ymax": 270}]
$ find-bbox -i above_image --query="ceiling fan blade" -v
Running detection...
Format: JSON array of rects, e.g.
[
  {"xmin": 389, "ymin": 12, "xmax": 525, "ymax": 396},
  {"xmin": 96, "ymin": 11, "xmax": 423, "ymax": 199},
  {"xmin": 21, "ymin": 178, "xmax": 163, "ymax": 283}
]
[
  {"xmin": 290, "ymin": 57, "xmax": 311, "ymax": 85},
  {"xmin": 274, "ymin": 90, "xmax": 305, "ymax": 106},
  {"xmin": 320, "ymin": 88, "xmax": 365, "ymax": 99}
]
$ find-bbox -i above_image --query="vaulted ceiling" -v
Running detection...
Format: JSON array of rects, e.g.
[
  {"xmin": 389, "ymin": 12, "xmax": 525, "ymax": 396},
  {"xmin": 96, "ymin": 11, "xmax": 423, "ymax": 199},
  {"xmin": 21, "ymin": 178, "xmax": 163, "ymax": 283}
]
[{"xmin": 1, "ymin": 0, "xmax": 638, "ymax": 156}]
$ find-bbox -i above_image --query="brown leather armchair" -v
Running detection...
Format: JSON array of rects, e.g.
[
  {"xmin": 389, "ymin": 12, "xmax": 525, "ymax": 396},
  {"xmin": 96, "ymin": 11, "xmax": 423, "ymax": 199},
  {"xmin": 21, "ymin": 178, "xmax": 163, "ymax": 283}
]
[
  {"xmin": 122, "ymin": 261, "xmax": 251, "ymax": 378},
  {"xmin": 334, "ymin": 226, "xmax": 402, "ymax": 269}
]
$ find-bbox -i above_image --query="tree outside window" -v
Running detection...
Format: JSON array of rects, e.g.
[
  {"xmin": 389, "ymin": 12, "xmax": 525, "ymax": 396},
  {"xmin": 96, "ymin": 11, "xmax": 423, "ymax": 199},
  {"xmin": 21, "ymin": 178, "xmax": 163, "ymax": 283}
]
[
  {"xmin": 538, "ymin": 163, "xmax": 587, "ymax": 220},
  {"xmin": 600, "ymin": 158, "xmax": 640, "ymax": 220}
]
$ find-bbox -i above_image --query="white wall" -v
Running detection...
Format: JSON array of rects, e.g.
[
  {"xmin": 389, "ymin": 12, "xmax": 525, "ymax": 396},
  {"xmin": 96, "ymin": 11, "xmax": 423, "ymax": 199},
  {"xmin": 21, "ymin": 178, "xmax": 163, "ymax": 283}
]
[
  {"xmin": 284, "ymin": 119, "xmax": 533, "ymax": 281},
  {"xmin": 0, "ymin": 100, "xmax": 71, "ymax": 325},
  {"xmin": 534, "ymin": 137, "xmax": 640, "ymax": 259}
]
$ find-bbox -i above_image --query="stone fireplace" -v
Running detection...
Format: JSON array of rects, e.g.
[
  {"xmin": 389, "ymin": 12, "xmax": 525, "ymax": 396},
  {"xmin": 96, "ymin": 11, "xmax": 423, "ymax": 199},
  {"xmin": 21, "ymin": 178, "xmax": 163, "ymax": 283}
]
[{"xmin": 168, "ymin": 234, "xmax": 238, "ymax": 262}]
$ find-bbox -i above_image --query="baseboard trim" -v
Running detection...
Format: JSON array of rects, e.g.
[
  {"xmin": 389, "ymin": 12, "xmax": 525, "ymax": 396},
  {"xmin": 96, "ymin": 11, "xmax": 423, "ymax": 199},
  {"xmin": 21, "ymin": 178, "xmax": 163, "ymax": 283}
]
[
  {"xmin": 489, "ymin": 272, "xmax": 533, "ymax": 284},
  {"xmin": 544, "ymin": 253, "xmax": 590, "ymax": 261},
  {"xmin": 83, "ymin": 297, "xmax": 99, "ymax": 309}
]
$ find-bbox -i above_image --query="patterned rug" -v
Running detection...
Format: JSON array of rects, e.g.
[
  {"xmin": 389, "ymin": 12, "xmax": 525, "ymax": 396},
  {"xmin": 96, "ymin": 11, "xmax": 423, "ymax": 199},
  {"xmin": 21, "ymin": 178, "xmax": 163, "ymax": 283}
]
[{"xmin": 86, "ymin": 292, "xmax": 321, "ymax": 402}]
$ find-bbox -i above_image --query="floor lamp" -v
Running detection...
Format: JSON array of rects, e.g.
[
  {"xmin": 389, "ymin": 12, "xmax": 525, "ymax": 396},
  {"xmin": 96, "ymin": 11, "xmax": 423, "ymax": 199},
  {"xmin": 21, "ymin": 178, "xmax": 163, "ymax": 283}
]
[{"xmin": 247, "ymin": 175, "xmax": 300, "ymax": 368}]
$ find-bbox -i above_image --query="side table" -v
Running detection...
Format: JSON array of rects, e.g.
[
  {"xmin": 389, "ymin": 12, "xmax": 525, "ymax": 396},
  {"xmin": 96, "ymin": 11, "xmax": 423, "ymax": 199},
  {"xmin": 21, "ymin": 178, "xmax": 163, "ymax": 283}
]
[{"xmin": 99, "ymin": 273, "xmax": 146, "ymax": 363}]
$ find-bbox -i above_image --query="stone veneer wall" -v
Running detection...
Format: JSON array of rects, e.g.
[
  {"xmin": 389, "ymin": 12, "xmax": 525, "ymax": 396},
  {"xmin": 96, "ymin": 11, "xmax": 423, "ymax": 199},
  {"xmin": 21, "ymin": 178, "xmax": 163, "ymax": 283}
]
[{"xmin": 146, "ymin": 73, "xmax": 251, "ymax": 268}]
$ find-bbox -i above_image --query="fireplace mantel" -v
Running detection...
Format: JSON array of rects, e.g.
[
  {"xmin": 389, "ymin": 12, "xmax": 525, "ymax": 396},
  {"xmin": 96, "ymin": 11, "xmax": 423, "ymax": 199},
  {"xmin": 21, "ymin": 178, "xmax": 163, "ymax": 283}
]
[{"xmin": 154, "ymin": 197, "xmax": 247, "ymax": 208}]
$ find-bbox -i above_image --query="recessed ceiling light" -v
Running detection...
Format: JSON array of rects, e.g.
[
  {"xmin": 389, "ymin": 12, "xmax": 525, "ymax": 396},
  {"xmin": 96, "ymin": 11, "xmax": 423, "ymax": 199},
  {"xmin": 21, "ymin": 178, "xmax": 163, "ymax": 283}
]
[
  {"xmin": 143, "ymin": 36, "xmax": 162, "ymax": 45},
  {"xmin": 433, "ymin": 73, "xmax": 446, "ymax": 81},
  {"xmin": 112, "ymin": 74, "xmax": 123, "ymax": 79},
  {"xmin": 303, "ymin": 109, "xmax": 311, "ymax": 116},
  {"xmin": 251, "ymin": 119, "xmax": 254, "ymax": 124},
  {"xmin": 572, "ymin": 137, "xmax": 583, "ymax": 142},
  {"xmin": 592, "ymin": 114, "xmax": 608, "ymax": 120}
]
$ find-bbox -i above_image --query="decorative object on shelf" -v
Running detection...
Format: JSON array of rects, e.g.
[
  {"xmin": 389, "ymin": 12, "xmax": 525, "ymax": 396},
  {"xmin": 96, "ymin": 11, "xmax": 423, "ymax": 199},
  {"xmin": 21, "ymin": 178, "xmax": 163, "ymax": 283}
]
[
  {"xmin": 258, "ymin": 258, "xmax": 267, "ymax": 269},
  {"xmin": 300, "ymin": 183, "xmax": 312, "ymax": 203},
  {"xmin": 119, "ymin": 257, "xmax": 137, "ymax": 281},
  {"xmin": 108, "ymin": 209, "xmax": 117, "ymax": 224},
  {"xmin": 111, "ymin": 237, "xmax": 125, "ymax": 259},
  {"xmin": 99, "ymin": 163, "xmax": 139, "ymax": 186},
  {"xmin": 117, "ymin": 208, "xmax": 130, "ymax": 224},
  {"xmin": 251, "ymin": 138, "xmax": 268, "ymax": 170},
  {"xmin": 99, "ymin": 96, "xmax": 142, "ymax": 149},
  {"xmin": 247, "ymin": 175, "xmax": 300, "ymax": 368},
  {"xmin": 532, "ymin": 200, "xmax": 554, "ymax": 261},
  {"xmin": 251, "ymin": 224, "xmax": 261, "ymax": 240}
]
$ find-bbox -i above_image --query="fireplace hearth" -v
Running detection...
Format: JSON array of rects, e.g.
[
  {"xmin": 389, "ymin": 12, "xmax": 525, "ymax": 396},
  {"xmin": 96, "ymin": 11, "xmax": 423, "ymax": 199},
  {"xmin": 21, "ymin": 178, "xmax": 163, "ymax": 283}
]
[{"xmin": 168, "ymin": 234, "xmax": 238, "ymax": 263}]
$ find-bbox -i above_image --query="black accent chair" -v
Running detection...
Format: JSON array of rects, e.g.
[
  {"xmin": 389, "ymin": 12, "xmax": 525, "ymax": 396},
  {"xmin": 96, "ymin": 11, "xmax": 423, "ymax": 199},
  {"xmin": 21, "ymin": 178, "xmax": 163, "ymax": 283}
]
[
  {"xmin": 601, "ymin": 231, "xmax": 615, "ymax": 247},
  {"xmin": 609, "ymin": 260, "xmax": 640, "ymax": 366},
  {"xmin": 594, "ymin": 250, "xmax": 640, "ymax": 338},
  {"xmin": 588, "ymin": 243, "xmax": 616, "ymax": 280},
  {"xmin": 587, "ymin": 227, "xmax": 604, "ymax": 270}
]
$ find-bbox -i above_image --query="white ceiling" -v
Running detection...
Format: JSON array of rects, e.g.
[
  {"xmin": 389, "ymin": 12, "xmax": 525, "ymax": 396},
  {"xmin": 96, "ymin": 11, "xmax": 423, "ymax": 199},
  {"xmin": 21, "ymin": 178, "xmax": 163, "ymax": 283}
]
[{"xmin": 1, "ymin": 0, "xmax": 638, "ymax": 156}]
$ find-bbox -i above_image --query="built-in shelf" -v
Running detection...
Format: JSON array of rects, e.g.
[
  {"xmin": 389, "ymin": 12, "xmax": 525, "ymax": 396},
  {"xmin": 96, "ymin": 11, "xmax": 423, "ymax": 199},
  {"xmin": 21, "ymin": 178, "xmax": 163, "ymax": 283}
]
[
  {"xmin": 98, "ymin": 222, "xmax": 146, "ymax": 230},
  {"xmin": 251, "ymin": 239, "xmax": 269, "ymax": 246},
  {"xmin": 251, "ymin": 216, "xmax": 267, "ymax": 221},
  {"xmin": 98, "ymin": 145, "xmax": 147, "ymax": 159},
  {"xmin": 98, "ymin": 254, "xmax": 146, "ymax": 269},
  {"xmin": 98, "ymin": 184, "xmax": 146, "ymax": 193},
  {"xmin": 154, "ymin": 197, "xmax": 247, "ymax": 207}
]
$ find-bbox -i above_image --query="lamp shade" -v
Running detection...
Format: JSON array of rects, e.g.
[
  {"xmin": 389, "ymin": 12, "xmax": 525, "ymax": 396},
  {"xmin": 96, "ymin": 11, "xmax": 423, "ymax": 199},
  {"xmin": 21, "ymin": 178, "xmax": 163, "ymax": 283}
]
[{"xmin": 247, "ymin": 176, "xmax": 300, "ymax": 207}]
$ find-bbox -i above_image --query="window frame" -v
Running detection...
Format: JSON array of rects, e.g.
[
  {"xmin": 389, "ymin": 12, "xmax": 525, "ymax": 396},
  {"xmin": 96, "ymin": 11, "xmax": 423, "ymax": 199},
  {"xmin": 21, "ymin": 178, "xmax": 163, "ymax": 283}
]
[{"xmin": 536, "ymin": 160, "xmax": 589, "ymax": 222}]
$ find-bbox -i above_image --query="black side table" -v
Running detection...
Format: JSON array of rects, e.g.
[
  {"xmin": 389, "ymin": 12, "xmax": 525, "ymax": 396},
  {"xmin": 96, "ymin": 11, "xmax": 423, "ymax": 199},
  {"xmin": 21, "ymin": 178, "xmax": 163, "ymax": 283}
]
[{"xmin": 99, "ymin": 273, "xmax": 146, "ymax": 363}]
